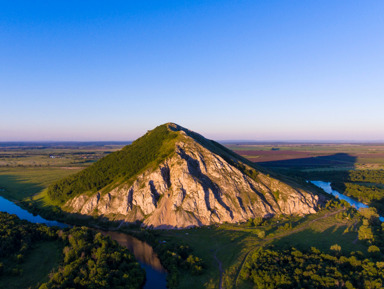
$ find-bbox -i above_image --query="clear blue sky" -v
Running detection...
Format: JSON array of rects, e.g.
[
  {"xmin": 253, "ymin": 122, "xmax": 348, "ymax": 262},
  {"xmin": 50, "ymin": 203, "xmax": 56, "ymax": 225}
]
[{"xmin": 1, "ymin": 1, "xmax": 383, "ymax": 141}]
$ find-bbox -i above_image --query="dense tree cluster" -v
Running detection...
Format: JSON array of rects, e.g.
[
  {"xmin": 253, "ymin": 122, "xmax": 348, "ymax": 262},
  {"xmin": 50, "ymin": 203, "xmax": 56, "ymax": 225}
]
[
  {"xmin": 299, "ymin": 169, "xmax": 384, "ymax": 185},
  {"xmin": 349, "ymin": 170, "xmax": 384, "ymax": 185},
  {"xmin": 0, "ymin": 212, "xmax": 145, "ymax": 289},
  {"xmin": 356, "ymin": 208, "xmax": 384, "ymax": 251},
  {"xmin": 156, "ymin": 242, "xmax": 204, "ymax": 287},
  {"xmin": 47, "ymin": 124, "xmax": 178, "ymax": 204},
  {"xmin": 241, "ymin": 246, "xmax": 384, "ymax": 289},
  {"xmin": 342, "ymin": 183, "xmax": 384, "ymax": 204},
  {"xmin": 0, "ymin": 212, "xmax": 57, "ymax": 276},
  {"xmin": 40, "ymin": 228, "xmax": 145, "ymax": 289}
]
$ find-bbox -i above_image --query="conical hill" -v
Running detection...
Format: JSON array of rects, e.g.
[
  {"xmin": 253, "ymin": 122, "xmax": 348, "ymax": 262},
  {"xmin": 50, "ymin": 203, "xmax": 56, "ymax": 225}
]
[{"xmin": 49, "ymin": 123, "xmax": 321, "ymax": 228}]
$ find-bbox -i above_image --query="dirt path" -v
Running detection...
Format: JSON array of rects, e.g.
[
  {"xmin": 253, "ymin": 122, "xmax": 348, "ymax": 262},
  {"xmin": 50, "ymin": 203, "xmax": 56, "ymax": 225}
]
[
  {"xmin": 213, "ymin": 249, "xmax": 224, "ymax": 289},
  {"xmin": 232, "ymin": 208, "xmax": 346, "ymax": 288},
  {"xmin": 352, "ymin": 221, "xmax": 359, "ymax": 244}
]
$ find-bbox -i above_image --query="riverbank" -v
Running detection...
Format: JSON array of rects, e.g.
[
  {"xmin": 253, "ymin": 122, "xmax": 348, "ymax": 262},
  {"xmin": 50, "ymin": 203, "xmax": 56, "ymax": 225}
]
[{"xmin": 311, "ymin": 181, "xmax": 384, "ymax": 222}]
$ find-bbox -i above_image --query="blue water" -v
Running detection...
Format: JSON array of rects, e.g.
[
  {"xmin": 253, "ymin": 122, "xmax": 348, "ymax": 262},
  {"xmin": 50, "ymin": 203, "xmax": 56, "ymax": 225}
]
[
  {"xmin": 0, "ymin": 195, "xmax": 167, "ymax": 289},
  {"xmin": 0, "ymin": 196, "xmax": 68, "ymax": 228},
  {"xmin": 141, "ymin": 263, "xmax": 167, "ymax": 289},
  {"xmin": 310, "ymin": 181, "xmax": 384, "ymax": 222}
]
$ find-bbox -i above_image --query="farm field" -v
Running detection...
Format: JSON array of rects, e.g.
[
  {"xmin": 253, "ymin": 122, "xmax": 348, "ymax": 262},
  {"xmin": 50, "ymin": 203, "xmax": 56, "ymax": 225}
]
[
  {"xmin": 0, "ymin": 142, "xmax": 128, "ymax": 202},
  {"xmin": 226, "ymin": 143, "xmax": 384, "ymax": 170},
  {"xmin": 0, "ymin": 142, "xmax": 129, "ymax": 168}
]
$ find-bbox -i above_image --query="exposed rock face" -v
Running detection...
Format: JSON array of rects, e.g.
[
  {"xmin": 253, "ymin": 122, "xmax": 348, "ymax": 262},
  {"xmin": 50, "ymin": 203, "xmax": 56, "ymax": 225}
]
[{"xmin": 65, "ymin": 124, "xmax": 320, "ymax": 228}]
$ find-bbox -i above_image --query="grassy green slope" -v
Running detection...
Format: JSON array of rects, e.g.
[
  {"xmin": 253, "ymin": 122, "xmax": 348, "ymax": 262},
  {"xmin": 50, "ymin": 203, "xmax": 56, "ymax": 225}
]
[
  {"xmin": 47, "ymin": 122, "xmax": 318, "ymax": 206},
  {"xmin": 47, "ymin": 124, "xmax": 179, "ymax": 204},
  {"xmin": 0, "ymin": 241, "xmax": 61, "ymax": 289}
]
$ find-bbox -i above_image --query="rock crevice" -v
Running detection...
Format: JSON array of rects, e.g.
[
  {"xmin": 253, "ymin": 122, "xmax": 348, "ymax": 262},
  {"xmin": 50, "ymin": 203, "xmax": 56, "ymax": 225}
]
[{"xmin": 65, "ymin": 126, "xmax": 320, "ymax": 229}]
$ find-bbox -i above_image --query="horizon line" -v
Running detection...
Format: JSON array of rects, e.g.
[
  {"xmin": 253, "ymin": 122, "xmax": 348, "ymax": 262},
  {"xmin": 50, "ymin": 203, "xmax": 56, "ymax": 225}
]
[{"xmin": 1, "ymin": 140, "xmax": 384, "ymax": 144}]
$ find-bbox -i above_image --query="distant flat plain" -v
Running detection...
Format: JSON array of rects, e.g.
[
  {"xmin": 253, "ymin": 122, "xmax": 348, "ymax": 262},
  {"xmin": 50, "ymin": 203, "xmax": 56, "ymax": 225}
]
[{"xmin": 226, "ymin": 143, "xmax": 384, "ymax": 170}]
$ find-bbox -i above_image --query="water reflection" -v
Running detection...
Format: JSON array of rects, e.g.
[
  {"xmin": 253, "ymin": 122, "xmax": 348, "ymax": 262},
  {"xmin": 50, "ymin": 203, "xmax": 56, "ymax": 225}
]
[
  {"xmin": 99, "ymin": 231, "xmax": 167, "ymax": 289},
  {"xmin": 0, "ymin": 196, "xmax": 67, "ymax": 228},
  {"xmin": 100, "ymin": 231, "xmax": 166, "ymax": 272}
]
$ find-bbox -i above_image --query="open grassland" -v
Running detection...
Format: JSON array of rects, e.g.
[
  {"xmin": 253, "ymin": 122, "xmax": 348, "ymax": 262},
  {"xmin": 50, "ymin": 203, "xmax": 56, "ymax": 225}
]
[
  {"xmin": 0, "ymin": 241, "xmax": 61, "ymax": 289},
  {"xmin": 0, "ymin": 142, "xmax": 127, "ymax": 168},
  {"xmin": 0, "ymin": 142, "xmax": 128, "ymax": 202},
  {"xmin": 0, "ymin": 167, "xmax": 82, "ymax": 202}
]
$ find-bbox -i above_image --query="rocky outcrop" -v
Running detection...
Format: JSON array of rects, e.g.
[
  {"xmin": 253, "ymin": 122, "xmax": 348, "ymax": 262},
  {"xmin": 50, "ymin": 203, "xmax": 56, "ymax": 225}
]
[{"xmin": 65, "ymin": 125, "xmax": 320, "ymax": 228}]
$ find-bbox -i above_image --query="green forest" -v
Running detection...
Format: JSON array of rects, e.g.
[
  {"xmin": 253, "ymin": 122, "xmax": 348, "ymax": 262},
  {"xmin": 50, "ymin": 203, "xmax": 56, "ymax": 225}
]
[
  {"xmin": 240, "ymin": 246, "xmax": 384, "ymax": 289},
  {"xmin": 0, "ymin": 212, "xmax": 145, "ymax": 289},
  {"xmin": 47, "ymin": 124, "xmax": 178, "ymax": 204}
]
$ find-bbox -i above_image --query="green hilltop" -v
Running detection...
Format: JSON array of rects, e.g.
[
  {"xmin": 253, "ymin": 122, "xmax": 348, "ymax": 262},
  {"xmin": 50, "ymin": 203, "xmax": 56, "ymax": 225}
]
[
  {"xmin": 47, "ymin": 124, "xmax": 178, "ymax": 204},
  {"xmin": 47, "ymin": 122, "xmax": 262, "ymax": 205}
]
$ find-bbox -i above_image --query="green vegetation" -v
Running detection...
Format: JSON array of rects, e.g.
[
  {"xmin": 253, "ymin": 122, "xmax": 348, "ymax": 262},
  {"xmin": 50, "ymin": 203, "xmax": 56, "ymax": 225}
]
[
  {"xmin": 0, "ymin": 212, "xmax": 145, "ymax": 289},
  {"xmin": 321, "ymin": 170, "xmax": 384, "ymax": 214},
  {"xmin": 47, "ymin": 124, "xmax": 178, "ymax": 204},
  {"xmin": 129, "ymin": 230, "xmax": 205, "ymax": 288},
  {"xmin": 350, "ymin": 170, "xmax": 384, "ymax": 185},
  {"xmin": 40, "ymin": 227, "xmax": 145, "ymax": 289},
  {"xmin": 240, "ymin": 246, "xmax": 384, "ymax": 288},
  {"xmin": 247, "ymin": 208, "xmax": 384, "ymax": 289},
  {"xmin": 0, "ymin": 168, "xmax": 83, "ymax": 201},
  {"xmin": 0, "ymin": 241, "xmax": 61, "ymax": 289},
  {"xmin": 0, "ymin": 212, "xmax": 60, "ymax": 289}
]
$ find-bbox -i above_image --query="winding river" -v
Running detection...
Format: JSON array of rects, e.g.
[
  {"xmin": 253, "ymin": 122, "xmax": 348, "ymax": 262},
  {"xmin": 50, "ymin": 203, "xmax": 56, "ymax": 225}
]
[
  {"xmin": 310, "ymin": 181, "xmax": 384, "ymax": 222},
  {"xmin": 4, "ymin": 180, "xmax": 381, "ymax": 288},
  {"xmin": 0, "ymin": 196, "xmax": 167, "ymax": 289}
]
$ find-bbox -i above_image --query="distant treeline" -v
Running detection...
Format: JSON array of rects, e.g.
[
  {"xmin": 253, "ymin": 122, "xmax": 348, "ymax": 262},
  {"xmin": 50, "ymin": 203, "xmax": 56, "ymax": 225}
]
[
  {"xmin": 298, "ymin": 169, "xmax": 384, "ymax": 184},
  {"xmin": 349, "ymin": 170, "xmax": 384, "ymax": 185},
  {"xmin": 47, "ymin": 124, "xmax": 178, "ymax": 204},
  {"xmin": 0, "ymin": 212, "xmax": 145, "ymax": 289}
]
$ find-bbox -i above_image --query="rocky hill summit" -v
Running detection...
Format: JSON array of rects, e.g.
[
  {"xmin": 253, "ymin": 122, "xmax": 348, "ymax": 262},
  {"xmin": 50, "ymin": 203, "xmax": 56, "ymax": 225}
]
[{"xmin": 49, "ymin": 123, "xmax": 321, "ymax": 228}]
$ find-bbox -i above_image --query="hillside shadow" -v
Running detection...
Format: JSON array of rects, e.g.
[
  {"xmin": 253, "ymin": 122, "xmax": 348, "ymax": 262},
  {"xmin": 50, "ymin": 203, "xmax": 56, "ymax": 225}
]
[
  {"xmin": 255, "ymin": 153, "xmax": 358, "ymax": 186},
  {"xmin": 258, "ymin": 153, "xmax": 357, "ymax": 170},
  {"xmin": 271, "ymin": 225, "xmax": 365, "ymax": 254},
  {"xmin": 0, "ymin": 174, "xmax": 45, "ymax": 200}
]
